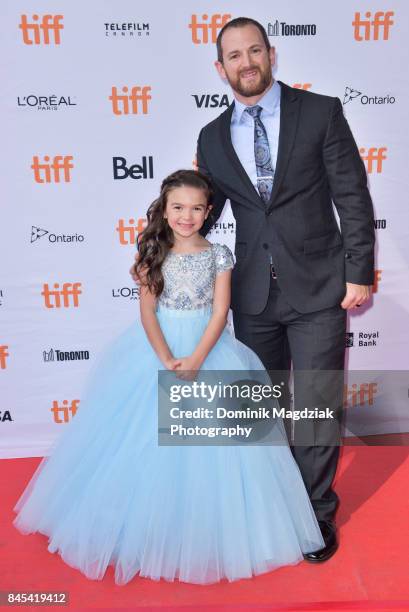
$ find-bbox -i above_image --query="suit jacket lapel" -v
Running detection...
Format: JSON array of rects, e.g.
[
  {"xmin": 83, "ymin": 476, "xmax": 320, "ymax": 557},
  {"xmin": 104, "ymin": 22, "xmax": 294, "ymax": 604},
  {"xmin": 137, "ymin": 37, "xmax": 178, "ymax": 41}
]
[
  {"xmin": 266, "ymin": 81, "xmax": 301, "ymax": 213},
  {"xmin": 219, "ymin": 103, "xmax": 266, "ymax": 212}
]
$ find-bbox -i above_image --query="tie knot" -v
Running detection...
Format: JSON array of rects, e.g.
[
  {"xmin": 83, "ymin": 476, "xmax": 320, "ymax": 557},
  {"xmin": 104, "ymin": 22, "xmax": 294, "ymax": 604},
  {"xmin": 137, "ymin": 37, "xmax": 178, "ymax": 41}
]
[{"xmin": 245, "ymin": 104, "xmax": 262, "ymax": 119}]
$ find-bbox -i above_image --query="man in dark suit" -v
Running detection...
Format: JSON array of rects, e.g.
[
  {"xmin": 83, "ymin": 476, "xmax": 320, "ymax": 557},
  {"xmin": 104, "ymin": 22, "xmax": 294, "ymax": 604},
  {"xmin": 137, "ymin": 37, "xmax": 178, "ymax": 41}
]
[{"xmin": 196, "ymin": 17, "xmax": 375, "ymax": 562}]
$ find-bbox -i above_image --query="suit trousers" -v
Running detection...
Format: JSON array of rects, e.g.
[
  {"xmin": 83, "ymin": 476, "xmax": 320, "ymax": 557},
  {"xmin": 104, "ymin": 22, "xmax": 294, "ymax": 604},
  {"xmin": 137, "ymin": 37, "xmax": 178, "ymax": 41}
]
[{"xmin": 232, "ymin": 275, "xmax": 347, "ymax": 523}]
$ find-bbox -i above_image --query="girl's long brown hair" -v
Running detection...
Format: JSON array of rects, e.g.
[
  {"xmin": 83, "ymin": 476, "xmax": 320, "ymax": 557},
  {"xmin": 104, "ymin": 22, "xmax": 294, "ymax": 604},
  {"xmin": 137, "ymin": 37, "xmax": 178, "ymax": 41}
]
[{"xmin": 135, "ymin": 169, "xmax": 214, "ymax": 297}]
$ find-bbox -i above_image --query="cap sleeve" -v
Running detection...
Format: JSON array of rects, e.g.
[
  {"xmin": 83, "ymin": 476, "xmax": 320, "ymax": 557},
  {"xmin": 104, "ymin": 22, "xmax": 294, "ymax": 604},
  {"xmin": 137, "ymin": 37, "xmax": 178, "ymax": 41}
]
[{"xmin": 213, "ymin": 243, "xmax": 235, "ymax": 274}]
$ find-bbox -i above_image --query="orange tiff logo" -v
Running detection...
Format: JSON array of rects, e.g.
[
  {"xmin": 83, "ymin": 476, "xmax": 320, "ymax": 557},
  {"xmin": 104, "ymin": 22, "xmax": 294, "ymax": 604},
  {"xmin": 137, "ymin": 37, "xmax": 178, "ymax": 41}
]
[
  {"xmin": 41, "ymin": 283, "xmax": 82, "ymax": 308},
  {"xmin": 31, "ymin": 155, "xmax": 74, "ymax": 183},
  {"xmin": 109, "ymin": 86, "xmax": 151, "ymax": 115},
  {"xmin": 293, "ymin": 83, "xmax": 312, "ymax": 90},
  {"xmin": 189, "ymin": 14, "xmax": 231, "ymax": 44},
  {"xmin": 51, "ymin": 399, "xmax": 80, "ymax": 423},
  {"xmin": 359, "ymin": 147, "xmax": 387, "ymax": 173},
  {"xmin": 0, "ymin": 345, "xmax": 9, "ymax": 369},
  {"xmin": 19, "ymin": 14, "xmax": 64, "ymax": 45},
  {"xmin": 344, "ymin": 382, "xmax": 377, "ymax": 407},
  {"xmin": 116, "ymin": 218, "xmax": 147, "ymax": 245},
  {"xmin": 352, "ymin": 11, "xmax": 394, "ymax": 41}
]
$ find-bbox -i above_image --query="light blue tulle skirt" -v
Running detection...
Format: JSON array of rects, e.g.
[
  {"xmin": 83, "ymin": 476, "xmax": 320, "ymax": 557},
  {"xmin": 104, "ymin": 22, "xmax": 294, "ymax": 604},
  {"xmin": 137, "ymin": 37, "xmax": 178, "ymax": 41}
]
[{"xmin": 13, "ymin": 305, "xmax": 324, "ymax": 585}]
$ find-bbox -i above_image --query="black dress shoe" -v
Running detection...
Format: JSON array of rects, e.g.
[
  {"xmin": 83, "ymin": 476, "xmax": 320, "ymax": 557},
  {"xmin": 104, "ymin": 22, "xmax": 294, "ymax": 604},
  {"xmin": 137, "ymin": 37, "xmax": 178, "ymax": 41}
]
[{"xmin": 303, "ymin": 520, "xmax": 338, "ymax": 563}]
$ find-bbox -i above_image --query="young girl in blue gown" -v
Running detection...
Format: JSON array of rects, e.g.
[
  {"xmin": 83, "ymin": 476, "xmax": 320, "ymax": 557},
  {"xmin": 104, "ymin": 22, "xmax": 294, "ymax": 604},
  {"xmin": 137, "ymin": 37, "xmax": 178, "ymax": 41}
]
[{"xmin": 13, "ymin": 169, "xmax": 324, "ymax": 585}]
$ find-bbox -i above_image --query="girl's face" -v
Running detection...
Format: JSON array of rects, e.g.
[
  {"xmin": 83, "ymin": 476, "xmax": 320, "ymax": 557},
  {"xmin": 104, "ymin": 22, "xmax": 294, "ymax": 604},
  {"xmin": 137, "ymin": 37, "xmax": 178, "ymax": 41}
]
[{"xmin": 164, "ymin": 186, "xmax": 212, "ymax": 239}]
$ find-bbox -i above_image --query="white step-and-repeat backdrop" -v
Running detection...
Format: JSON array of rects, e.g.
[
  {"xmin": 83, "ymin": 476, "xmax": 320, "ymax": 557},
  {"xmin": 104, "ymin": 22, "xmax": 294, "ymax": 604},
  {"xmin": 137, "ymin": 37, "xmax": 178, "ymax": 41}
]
[{"xmin": 1, "ymin": 1, "xmax": 408, "ymax": 458}]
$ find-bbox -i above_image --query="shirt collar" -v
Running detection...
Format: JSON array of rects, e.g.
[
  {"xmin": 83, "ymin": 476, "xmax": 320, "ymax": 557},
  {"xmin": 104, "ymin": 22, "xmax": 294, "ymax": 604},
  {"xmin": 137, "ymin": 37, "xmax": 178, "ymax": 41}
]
[{"xmin": 232, "ymin": 79, "xmax": 281, "ymax": 124}]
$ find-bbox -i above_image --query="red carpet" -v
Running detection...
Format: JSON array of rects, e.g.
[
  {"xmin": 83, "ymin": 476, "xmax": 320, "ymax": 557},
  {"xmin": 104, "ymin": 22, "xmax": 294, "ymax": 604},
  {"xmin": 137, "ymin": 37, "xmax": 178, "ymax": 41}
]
[{"xmin": 1, "ymin": 443, "xmax": 408, "ymax": 611}]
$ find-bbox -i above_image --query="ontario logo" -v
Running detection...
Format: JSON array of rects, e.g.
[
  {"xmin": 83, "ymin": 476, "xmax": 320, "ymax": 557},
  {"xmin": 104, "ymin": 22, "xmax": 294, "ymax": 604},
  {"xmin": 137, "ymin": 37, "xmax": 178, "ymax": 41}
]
[
  {"xmin": 343, "ymin": 86, "xmax": 395, "ymax": 105},
  {"xmin": 31, "ymin": 226, "xmax": 85, "ymax": 244}
]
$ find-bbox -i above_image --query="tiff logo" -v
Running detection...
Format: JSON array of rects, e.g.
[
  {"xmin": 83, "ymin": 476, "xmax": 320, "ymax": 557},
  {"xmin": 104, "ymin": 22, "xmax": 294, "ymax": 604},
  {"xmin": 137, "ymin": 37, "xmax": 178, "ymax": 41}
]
[
  {"xmin": 293, "ymin": 83, "xmax": 312, "ymax": 90},
  {"xmin": 352, "ymin": 11, "xmax": 394, "ymax": 41},
  {"xmin": 109, "ymin": 86, "xmax": 151, "ymax": 115},
  {"xmin": 41, "ymin": 283, "xmax": 82, "ymax": 308},
  {"xmin": 0, "ymin": 345, "xmax": 9, "ymax": 369},
  {"xmin": 51, "ymin": 399, "xmax": 80, "ymax": 423},
  {"xmin": 189, "ymin": 14, "xmax": 231, "ymax": 44},
  {"xmin": 359, "ymin": 147, "xmax": 387, "ymax": 173},
  {"xmin": 19, "ymin": 14, "xmax": 64, "ymax": 45},
  {"xmin": 116, "ymin": 218, "xmax": 147, "ymax": 245},
  {"xmin": 31, "ymin": 155, "xmax": 74, "ymax": 183},
  {"xmin": 344, "ymin": 383, "xmax": 377, "ymax": 407}
]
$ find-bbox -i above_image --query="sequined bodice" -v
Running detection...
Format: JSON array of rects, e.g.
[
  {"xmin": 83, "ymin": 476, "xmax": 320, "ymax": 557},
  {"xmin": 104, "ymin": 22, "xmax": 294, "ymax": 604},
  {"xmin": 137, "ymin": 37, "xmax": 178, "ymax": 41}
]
[{"xmin": 157, "ymin": 243, "xmax": 234, "ymax": 311}]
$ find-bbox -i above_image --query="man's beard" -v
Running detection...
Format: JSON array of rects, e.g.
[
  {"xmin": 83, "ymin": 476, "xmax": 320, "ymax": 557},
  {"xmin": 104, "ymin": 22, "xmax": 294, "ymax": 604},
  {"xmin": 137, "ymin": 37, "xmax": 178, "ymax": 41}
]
[{"xmin": 225, "ymin": 64, "xmax": 273, "ymax": 98}]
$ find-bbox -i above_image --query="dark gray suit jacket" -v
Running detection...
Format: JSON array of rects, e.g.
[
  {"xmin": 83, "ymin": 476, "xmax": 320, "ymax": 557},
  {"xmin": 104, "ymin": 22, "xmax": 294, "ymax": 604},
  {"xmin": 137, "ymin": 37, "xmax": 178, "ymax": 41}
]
[{"xmin": 197, "ymin": 80, "xmax": 375, "ymax": 315}]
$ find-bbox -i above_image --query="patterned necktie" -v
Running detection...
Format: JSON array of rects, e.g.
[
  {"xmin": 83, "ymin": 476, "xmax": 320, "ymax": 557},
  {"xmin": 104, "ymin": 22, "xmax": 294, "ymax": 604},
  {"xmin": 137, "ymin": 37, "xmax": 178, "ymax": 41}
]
[{"xmin": 245, "ymin": 104, "xmax": 274, "ymax": 205}]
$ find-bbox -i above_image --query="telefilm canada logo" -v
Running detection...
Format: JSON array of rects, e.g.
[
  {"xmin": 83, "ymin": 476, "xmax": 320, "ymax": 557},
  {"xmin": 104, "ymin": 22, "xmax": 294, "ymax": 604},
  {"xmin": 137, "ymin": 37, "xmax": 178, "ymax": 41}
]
[
  {"xmin": 43, "ymin": 348, "xmax": 90, "ymax": 362},
  {"xmin": 17, "ymin": 94, "xmax": 76, "ymax": 111},
  {"xmin": 192, "ymin": 94, "xmax": 231, "ymax": 109},
  {"xmin": 31, "ymin": 226, "xmax": 85, "ymax": 244},
  {"xmin": 343, "ymin": 86, "xmax": 396, "ymax": 106},
  {"xmin": 104, "ymin": 21, "xmax": 150, "ymax": 38},
  {"xmin": 209, "ymin": 221, "xmax": 236, "ymax": 236},
  {"xmin": 267, "ymin": 19, "xmax": 317, "ymax": 37}
]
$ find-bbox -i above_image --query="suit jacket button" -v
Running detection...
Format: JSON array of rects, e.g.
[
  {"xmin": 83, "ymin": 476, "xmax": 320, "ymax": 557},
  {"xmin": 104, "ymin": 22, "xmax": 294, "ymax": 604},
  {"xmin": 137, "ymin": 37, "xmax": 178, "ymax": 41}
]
[
  {"xmin": 262, "ymin": 243, "xmax": 269, "ymax": 249},
  {"xmin": 345, "ymin": 252, "xmax": 351, "ymax": 259}
]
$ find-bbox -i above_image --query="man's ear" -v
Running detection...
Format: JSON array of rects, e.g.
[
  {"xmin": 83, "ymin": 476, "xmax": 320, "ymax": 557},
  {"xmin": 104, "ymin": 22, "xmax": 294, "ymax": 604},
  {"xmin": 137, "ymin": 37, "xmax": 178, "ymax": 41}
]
[
  {"xmin": 269, "ymin": 46, "xmax": 276, "ymax": 68},
  {"xmin": 214, "ymin": 60, "xmax": 226, "ymax": 80}
]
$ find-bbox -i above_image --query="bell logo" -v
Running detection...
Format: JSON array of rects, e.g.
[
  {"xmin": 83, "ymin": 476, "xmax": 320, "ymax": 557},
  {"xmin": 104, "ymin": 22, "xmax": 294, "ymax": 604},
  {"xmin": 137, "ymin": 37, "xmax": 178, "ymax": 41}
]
[
  {"xmin": 293, "ymin": 83, "xmax": 312, "ymax": 90},
  {"xmin": 116, "ymin": 218, "xmax": 147, "ymax": 245},
  {"xmin": 31, "ymin": 155, "xmax": 74, "ymax": 183},
  {"xmin": 359, "ymin": 147, "xmax": 387, "ymax": 174},
  {"xmin": 344, "ymin": 383, "xmax": 377, "ymax": 407},
  {"xmin": 41, "ymin": 283, "xmax": 82, "ymax": 308},
  {"xmin": 372, "ymin": 269, "xmax": 382, "ymax": 294},
  {"xmin": 352, "ymin": 11, "xmax": 394, "ymax": 41},
  {"xmin": 0, "ymin": 345, "xmax": 9, "ymax": 369},
  {"xmin": 109, "ymin": 86, "xmax": 151, "ymax": 115},
  {"xmin": 19, "ymin": 14, "xmax": 64, "ymax": 45},
  {"xmin": 51, "ymin": 399, "xmax": 80, "ymax": 423},
  {"xmin": 189, "ymin": 14, "xmax": 231, "ymax": 44}
]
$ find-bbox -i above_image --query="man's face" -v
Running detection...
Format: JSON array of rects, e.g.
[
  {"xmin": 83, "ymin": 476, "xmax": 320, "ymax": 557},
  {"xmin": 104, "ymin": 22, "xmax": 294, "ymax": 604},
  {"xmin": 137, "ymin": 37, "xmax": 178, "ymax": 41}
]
[{"xmin": 215, "ymin": 24, "xmax": 275, "ymax": 98}]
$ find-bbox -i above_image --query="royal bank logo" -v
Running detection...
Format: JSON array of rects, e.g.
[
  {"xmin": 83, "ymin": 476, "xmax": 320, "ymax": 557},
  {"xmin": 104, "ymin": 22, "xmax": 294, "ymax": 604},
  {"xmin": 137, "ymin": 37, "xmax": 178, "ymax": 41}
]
[
  {"xmin": 31, "ymin": 226, "xmax": 85, "ymax": 244},
  {"xmin": 43, "ymin": 348, "xmax": 90, "ymax": 362},
  {"xmin": 345, "ymin": 332, "xmax": 354, "ymax": 348},
  {"xmin": 17, "ymin": 94, "xmax": 77, "ymax": 111},
  {"xmin": 267, "ymin": 20, "xmax": 317, "ymax": 36},
  {"xmin": 343, "ymin": 86, "xmax": 396, "ymax": 105},
  {"xmin": 192, "ymin": 94, "xmax": 231, "ymax": 109},
  {"xmin": 346, "ymin": 331, "xmax": 380, "ymax": 348},
  {"xmin": 104, "ymin": 22, "xmax": 150, "ymax": 37}
]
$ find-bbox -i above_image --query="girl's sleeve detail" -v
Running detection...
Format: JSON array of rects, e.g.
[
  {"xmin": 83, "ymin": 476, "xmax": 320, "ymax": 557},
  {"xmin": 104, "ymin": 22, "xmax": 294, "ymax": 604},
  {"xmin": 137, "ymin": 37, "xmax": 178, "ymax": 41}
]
[{"xmin": 214, "ymin": 243, "xmax": 235, "ymax": 274}]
